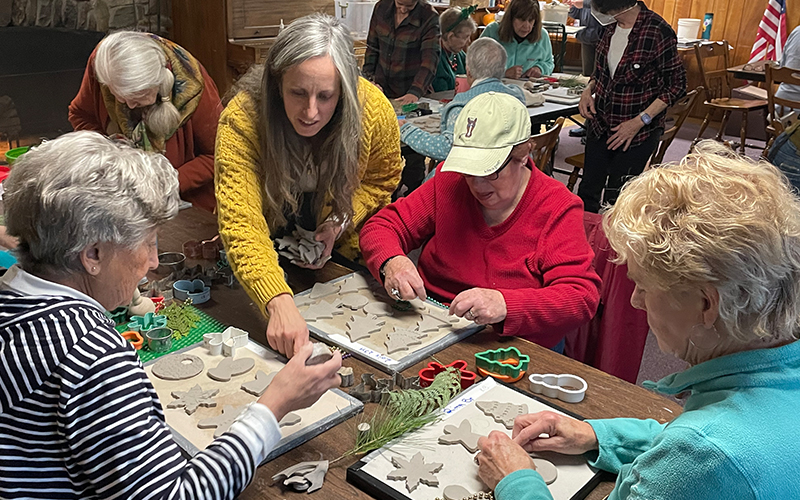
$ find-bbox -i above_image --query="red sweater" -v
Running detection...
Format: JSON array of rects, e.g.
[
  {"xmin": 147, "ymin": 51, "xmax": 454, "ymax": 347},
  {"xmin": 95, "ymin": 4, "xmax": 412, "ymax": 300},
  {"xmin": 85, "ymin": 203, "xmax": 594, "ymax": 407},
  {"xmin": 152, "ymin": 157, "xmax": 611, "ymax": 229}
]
[
  {"xmin": 360, "ymin": 160, "xmax": 601, "ymax": 348},
  {"xmin": 68, "ymin": 51, "xmax": 221, "ymax": 212}
]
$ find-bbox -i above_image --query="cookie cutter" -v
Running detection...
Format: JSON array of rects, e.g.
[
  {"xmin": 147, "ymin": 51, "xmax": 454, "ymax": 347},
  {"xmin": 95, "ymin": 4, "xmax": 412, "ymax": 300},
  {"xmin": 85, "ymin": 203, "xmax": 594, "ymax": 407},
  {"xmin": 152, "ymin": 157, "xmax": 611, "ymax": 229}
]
[
  {"xmin": 120, "ymin": 330, "xmax": 144, "ymax": 350},
  {"xmin": 203, "ymin": 326, "xmax": 249, "ymax": 356},
  {"xmin": 106, "ymin": 306, "xmax": 128, "ymax": 324},
  {"xmin": 528, "ymin": 373, "xmax": 588, "ymax": 403},
  {"xmin": 146, "ymin": 327, "xmax": 173, "ymax": 352},
  {"xmin": 173, "ymin": 279, "xmax": 211, "ymax": 304},
  {"xmin": 202, "ymin": 235, "xmax": 222, "ymax": 260},
  {"xmin": 126, "ymin": 312, "xmax": 168, "ymax": 334},
  {"xmin": 475, "ymin": 347, "xmax": 530, "ymax": 382},
  {"xmin": 182, "ymin": 239, "xmax": 203, "ymax": 259},
  {"xmin": 419, "ymin": 360, "xmax": 477, "ymax": 390}
]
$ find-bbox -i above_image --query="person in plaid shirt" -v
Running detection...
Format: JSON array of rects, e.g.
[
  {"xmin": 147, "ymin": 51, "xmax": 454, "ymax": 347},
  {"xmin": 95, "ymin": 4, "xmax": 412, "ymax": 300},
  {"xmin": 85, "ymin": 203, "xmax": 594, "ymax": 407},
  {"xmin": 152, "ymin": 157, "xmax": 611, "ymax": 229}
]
[
  {"xmin": 576, "ymin": 0, "xmax": 686, "ymax": 213},
  {"xmin": 362, "ymin": 0, "xmax": 441, "ymax": 104}
]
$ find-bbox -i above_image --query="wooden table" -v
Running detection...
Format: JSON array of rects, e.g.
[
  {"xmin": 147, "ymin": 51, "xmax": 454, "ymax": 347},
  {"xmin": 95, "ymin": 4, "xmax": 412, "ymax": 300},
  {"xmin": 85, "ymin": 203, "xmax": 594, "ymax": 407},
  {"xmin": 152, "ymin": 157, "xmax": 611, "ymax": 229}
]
[
  {"xmin": 728, "ymin": 62, "xmax": 770, "ymax": 82},
  {"xmin": 157, "ymin": 207, "xmax": 683, "ymax": 500}
]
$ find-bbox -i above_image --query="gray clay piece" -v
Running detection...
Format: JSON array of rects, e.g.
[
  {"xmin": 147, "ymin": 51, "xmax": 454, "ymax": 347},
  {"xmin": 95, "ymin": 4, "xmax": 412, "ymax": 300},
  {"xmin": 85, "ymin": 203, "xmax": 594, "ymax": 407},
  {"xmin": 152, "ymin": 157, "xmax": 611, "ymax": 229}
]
[
  {"xmin": 198, "ymin": 404, "xmax": 245, "ymax": 438},
  {"xmin": 207, "ymin": 357, "xmax": 256, "ymax": 382},
  {"xmin": 476, "ymin": 400, "xmax": 529, "ymax": 429},
  {"xmin": 241, "ymin": 370, "xmax": 276, "ymax": 397},
  {"xmin": 151, "ymin": 353, "xmax": 205, "ymax": 380},
  {"xmin": 272, "ymin": 460, "xmax": 329, "ymax": 494},
  {"xmin": 338, "ymin": 274, "xmax": 371, "ymax": 294},
  {"xmin": 385, "ymin": 328, "xmax": 422, "ymax": 354},
  {"xmin": 438, "ymin": 419, "xmax": 482, "ymax": 453},
  {"xmin": 387, "ymin": 452, "xmax": 443, "ymax": 493},
  {"xmin": 341, "ymin": 293, "xmax": 369, "ymax": 310},
  {"xmin": 416, "ymin": 314, "xmax": 450, "ymax": 332},
  {"xmin": 532, "ymin": 458, "xmax": 558, "ymax": 485},
  {"xmin": 338, "ymin": 366, "xmax": 355, "ymax": 387},
  {"xmin": 443, "ymin": 485, "xmax": 473, "ymax": 500},
  {"xmin": 280, "ymin": 412, "xmax": 302, "ymax": 427},
  {"xmin": 346, "ymin": 315, "xmax": 385, "ymax": 342},
  {"xmin": 293, "ymin": 295, "xmax": 315, "ymax": 307},
  {"xmin": 308, "ymin": 282, "xmax": 340, "ymax": 299},
  {"xmin": 301, "ymin": 299, "xmax": 343, "ymax": 321},
  {"xmin": 167, "ymin": 385, "xmax": 219, "ymax": 414},
  {"xmin": 363, "ymin": 301, "xmax": 395, "ymax": 317},
  {"xmin": 306, "ymin": 343, "xmax": 334, "ymax": 365}
]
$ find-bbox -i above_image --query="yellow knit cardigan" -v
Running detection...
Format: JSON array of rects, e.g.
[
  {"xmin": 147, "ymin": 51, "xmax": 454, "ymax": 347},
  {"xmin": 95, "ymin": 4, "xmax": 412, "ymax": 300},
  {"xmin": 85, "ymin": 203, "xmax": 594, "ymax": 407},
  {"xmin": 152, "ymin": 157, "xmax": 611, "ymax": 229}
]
[{"xmin": 215, "ymin": 77, "xmax": 403, "ymax": 313}]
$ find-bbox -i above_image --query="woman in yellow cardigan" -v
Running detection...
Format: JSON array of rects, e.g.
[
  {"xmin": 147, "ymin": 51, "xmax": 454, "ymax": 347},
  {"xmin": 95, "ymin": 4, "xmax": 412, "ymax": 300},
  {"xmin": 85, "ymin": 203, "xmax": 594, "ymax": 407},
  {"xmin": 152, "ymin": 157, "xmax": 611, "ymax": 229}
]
[{"xmin": 215, "ymin": 14, "xmax": 403, "ymax": 357}]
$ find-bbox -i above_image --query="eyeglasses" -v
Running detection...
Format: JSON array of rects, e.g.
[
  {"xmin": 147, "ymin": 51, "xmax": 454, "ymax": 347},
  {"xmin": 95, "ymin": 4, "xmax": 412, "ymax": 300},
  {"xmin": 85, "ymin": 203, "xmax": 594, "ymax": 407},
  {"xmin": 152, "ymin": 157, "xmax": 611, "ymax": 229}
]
[{"xmin": 484, "ymin": 155, "xmax": 514, "ymax": 181}]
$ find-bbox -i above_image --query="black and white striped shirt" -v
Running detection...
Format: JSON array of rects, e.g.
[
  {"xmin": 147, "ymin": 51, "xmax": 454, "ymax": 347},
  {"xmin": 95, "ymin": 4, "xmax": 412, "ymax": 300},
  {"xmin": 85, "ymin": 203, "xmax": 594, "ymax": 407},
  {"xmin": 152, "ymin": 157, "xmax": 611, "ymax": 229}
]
[{"xmin": 0, "ymin": 265, "xmax": 280, "ymax": 499}]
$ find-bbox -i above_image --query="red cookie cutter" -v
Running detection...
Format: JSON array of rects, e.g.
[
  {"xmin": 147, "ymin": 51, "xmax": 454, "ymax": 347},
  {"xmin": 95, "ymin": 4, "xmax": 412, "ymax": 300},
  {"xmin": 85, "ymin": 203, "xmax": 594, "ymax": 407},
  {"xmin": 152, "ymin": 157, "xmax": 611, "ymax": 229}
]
[{"xmin": 418, "ymin": 360, "xmax": 477, "ymax": 390}]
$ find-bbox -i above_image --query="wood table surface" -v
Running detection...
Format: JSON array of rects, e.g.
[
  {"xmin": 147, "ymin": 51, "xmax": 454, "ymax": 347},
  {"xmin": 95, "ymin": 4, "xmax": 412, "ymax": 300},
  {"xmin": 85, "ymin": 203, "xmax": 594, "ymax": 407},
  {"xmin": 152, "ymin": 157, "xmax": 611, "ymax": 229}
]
[{"xmin": 158, "ymin": 207, "xmax": 683, "ymax": 500}]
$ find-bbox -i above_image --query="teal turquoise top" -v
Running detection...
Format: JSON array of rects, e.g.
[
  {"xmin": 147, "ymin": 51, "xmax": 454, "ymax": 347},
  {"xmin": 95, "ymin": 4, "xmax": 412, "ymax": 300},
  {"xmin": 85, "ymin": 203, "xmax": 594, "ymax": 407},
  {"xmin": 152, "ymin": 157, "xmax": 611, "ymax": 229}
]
[
  {"xmin": 480, "ymin": 22, "xmax": 554, "ymax": 75},
  {"xmin": 495, "ymin": 339, "xmax": 800, "ymax": 500},
  {"xmin": 432, "ymin": 47, "xmax": 466, "ymax": 93}
]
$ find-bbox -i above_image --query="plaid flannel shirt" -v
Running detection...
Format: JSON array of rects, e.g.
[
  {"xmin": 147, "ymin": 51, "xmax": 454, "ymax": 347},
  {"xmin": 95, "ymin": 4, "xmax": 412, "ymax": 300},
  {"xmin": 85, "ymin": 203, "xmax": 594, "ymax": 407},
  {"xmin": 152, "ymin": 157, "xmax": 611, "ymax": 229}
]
[
  {"xmin": 588, "ymin": 2, "xmax": 686, "ymax": 146},
  {"xmin": 362, "ymin": 0, "xmax": 441, "ymax": 99}
]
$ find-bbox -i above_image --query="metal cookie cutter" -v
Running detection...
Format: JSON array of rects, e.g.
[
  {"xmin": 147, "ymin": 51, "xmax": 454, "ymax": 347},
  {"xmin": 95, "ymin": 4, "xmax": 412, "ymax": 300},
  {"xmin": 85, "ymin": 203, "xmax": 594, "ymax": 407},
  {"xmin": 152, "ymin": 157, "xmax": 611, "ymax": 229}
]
[
  {"xmin": 203, "ymin": 326, "xmax": 249, "ymax": 356},
  {"xmin": 146, "ymin": 327, "xmax": 173, "ymax": 353},
  {"xmin": 173, "ymin": 279, "xmax": 211, "ymax": 304},
  {"xmin": 528, "ymin": 373, "xmax": 588, "ymax": 403}
]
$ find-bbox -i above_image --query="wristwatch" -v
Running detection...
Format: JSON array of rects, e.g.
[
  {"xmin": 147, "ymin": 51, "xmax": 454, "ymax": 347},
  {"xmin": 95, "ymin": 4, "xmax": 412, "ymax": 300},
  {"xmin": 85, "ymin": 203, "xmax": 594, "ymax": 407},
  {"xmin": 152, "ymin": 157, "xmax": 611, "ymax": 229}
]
[{"xmin": 640, "ymin": 112, "xmax": 652, "ymax": 125}]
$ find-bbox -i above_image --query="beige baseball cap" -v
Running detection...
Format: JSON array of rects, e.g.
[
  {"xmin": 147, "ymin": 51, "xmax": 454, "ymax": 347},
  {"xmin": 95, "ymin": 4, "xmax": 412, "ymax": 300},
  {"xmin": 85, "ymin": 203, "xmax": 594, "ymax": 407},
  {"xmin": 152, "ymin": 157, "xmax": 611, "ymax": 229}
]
[{"xmin": 441, "ymin": 92, "xmax": 531, "ymax": 176}]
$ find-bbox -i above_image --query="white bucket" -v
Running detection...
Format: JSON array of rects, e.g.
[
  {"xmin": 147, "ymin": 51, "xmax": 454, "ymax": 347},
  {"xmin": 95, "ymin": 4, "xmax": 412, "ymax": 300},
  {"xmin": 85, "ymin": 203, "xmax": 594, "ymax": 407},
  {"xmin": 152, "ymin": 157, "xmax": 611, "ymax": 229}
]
[
  {"xmin": 677, "ymin": 18, "xmax": 702, "ymax": 40},
  {"xmin": 542, "ymin": 3, "xmax": 570, "ymax": 24},
  {"xmin": 335, "ymin": 1, "xmax": 378, "ymax": 40}
]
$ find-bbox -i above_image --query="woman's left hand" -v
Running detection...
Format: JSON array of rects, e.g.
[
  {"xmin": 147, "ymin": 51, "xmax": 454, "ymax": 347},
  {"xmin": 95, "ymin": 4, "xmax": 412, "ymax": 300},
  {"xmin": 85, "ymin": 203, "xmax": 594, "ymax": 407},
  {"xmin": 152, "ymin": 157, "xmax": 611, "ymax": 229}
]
[
  {"xmin": 476, "ymin": 431, "xmax": 536, "ymax": 490},
  {"xmin": 396, "ymin": 94, "xmax": 419, "ymax": 105},
  {"xmin": 607, "ymin": 117, "xmax": 645, "ymax": 151},
  {"xmin": 296, "ymin": 220, "xmax": 341, "ymax": 270},
  {"xmin": 523, "ymin": 66, "xmax": 543, "ymax": 79},
  {"xmin": 449, "ymin": 288, "xmax": 507, "ymax": 324}
]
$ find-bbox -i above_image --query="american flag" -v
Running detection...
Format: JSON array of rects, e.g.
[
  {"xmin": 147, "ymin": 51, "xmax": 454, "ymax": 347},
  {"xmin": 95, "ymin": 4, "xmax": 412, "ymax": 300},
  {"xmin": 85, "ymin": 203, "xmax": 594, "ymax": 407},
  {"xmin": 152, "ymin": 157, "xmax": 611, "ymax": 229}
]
[{"xmin": 748, "ymin": 0, "xmax": 788, "ymax": 63}]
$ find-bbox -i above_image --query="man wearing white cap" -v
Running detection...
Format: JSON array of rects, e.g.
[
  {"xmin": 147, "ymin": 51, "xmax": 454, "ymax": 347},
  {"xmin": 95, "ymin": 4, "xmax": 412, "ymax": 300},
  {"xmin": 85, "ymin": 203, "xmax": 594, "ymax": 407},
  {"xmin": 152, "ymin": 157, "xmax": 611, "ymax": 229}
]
[{"xmin": 360, "ymin": 92, "xmax": 600, "ymax": 350}]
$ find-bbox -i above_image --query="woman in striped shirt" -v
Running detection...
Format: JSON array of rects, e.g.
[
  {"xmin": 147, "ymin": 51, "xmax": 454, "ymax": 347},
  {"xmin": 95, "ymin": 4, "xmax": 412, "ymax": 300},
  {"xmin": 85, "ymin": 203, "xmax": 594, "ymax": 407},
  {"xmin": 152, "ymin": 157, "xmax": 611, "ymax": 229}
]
[{"xmin": 0, "ymin": 131, "xmax": 342, "ymax": 499}]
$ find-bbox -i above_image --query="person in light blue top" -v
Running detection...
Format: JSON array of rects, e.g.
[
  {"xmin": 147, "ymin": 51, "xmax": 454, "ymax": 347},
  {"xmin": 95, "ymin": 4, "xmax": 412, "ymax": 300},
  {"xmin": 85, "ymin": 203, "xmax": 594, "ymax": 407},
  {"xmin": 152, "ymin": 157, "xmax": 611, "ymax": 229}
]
[
  {"xmin": 401, "ymin": 38, "xmax": 526, "ymax": 162},
  {"xmin": 480, "ymin": 0, "xmax": 554, "ymax": 79},
  {"xmin": 475, "ymin": 141, "xmax": 800, "ymax": 500}
]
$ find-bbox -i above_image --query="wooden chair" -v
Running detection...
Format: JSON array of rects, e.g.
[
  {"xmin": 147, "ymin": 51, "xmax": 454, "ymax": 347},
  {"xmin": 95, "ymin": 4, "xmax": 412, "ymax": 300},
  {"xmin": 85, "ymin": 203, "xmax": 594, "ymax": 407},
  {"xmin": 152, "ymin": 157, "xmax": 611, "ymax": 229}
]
[
  {"xmin": 764, "ymin": 63, "xmax": 800, "ymax": 157},
  {"xmin": 692, "ymin": 41, "xmax": 768, "ymax": 153},
  {"xmin": 531, "ymin": 117, "xmax": 565, "ymax": 174}
]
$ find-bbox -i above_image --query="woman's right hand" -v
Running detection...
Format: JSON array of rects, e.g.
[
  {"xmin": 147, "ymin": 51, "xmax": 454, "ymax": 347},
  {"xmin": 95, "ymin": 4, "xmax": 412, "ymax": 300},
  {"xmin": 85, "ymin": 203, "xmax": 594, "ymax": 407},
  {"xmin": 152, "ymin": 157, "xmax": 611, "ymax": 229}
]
[
  {"xmin": 383, "ymin": 255, "xmax": 427, "ymax": 301},
  {"xmin": 512, "ymin": 411, "xmax": 599, "ymax": 455},
  {"xmin": 579, "ymin": 86, "xmax": 596, "ymax": 119},
  {"xmin": 505, "ymin": 66, "xmax": 524, "ymax": 80},
  {"xmin": 257, "ymin": 342, "xmax": 342, "ymax": 421},
  {"xmin": 266, "ymin": 293, "xmax": 310, "ymax": 358}
]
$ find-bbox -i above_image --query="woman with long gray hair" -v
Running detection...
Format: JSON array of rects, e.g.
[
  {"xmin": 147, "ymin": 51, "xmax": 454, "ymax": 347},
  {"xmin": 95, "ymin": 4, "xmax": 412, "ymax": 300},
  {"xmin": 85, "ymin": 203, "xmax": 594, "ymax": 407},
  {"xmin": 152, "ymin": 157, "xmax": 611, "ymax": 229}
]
[
  {"xmin": 69, "ymin": 31, "xmax": 222, "ymax": 212},
  {"xmin": 215, "ymin": 14, "xmax": 403, "ymax": 358}
]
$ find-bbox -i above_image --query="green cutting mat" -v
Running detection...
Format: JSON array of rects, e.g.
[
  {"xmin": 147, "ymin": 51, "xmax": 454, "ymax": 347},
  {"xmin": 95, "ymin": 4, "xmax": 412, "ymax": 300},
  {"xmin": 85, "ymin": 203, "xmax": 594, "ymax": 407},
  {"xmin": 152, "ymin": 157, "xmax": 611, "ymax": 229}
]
[{"xmin": 115, "ymin": 306, "xmax": 226, "ymax": 363}]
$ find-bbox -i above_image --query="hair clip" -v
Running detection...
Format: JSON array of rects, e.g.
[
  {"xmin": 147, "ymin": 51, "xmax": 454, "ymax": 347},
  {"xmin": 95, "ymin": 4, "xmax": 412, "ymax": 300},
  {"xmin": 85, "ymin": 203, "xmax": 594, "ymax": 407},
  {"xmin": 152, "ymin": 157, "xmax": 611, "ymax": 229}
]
[{"xmin": 160, "ymin": 94, "xmax": 171, "ymax": 102}]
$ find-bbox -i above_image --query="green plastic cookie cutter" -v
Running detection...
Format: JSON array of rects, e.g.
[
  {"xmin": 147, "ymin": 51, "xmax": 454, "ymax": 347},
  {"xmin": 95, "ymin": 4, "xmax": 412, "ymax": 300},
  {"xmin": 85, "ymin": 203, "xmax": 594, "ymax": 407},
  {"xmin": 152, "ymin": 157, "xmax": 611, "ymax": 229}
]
[
  {"xmin": 127, "ymin": 312, "xmax": 168, "ymax": 333},
  {"xmin": 475, "ymin": 346, "xmax": 531, "ymax": 378}
]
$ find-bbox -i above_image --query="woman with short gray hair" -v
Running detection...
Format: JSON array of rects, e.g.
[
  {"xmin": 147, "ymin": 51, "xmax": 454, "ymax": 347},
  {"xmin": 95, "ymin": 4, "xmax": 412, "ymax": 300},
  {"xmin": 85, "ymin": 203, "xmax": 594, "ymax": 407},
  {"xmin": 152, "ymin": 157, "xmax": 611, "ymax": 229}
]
[
  {"xmin": 0, "ymin": 131, "xmax": 342, "ymax": 499},
  {"xmin": 216, "ymin": 13, "xmax": 402, "ymax": 358},
  {"xmin": 69, "ymin": 31, "xmax": 222, "ymax": 212}
]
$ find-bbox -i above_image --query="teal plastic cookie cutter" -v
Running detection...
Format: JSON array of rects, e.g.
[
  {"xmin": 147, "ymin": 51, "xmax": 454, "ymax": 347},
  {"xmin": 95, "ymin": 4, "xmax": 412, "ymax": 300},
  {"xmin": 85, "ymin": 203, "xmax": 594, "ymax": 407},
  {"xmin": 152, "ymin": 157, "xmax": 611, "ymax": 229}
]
[
  {"xmin": 475, "ymin": 346, "xmax": 531, "ymax": 380},
  {"xmin": 127, "ymin": 312, "xmax": 168, "ymax": 333},
  {"xmin": 105, "ymin": 306, "xmax": 129, "ymax": 325},
  {"xmin": 173, "ymin": 279, "xmax": 211, "ymax": 304}
]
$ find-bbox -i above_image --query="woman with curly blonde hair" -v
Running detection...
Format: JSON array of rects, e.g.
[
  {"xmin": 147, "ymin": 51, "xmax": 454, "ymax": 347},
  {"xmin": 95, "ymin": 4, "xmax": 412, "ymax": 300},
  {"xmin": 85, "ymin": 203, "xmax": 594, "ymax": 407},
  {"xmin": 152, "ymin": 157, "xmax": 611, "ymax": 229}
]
[{"xmin": 474, "ymin": 141, "xmax": 800, "ymax": 500}]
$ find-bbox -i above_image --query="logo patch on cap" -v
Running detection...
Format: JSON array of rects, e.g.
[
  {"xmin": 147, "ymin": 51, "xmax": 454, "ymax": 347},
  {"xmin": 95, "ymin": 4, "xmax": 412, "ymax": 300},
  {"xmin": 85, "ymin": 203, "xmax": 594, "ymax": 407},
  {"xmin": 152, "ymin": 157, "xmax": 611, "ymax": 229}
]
[{"xmin": 465, "ymin": 117, "xmax": 477, "ymax": 138}]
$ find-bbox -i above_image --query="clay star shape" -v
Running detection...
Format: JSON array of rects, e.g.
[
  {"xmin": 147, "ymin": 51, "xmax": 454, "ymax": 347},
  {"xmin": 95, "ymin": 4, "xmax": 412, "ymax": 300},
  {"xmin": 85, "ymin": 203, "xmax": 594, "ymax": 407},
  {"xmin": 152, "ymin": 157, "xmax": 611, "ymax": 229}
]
[
  {"xmin": 387, "ymin": 452, "xmax": 443, "ymax": 493},
  {"xmin": 167, "ymin": 384, "xmax": 219, "ymax": 415}
]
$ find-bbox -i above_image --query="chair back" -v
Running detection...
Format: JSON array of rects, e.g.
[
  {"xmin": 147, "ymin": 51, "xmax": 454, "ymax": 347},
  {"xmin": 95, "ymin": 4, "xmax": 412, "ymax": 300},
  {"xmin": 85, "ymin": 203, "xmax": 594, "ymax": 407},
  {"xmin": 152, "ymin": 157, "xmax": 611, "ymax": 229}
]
[
  {"xmin": 531, "ymin": 116, "xmax": 565, "ymax": 174},
  {"xmin": 694, "ymin": 41, "xmax": 732, "ymax": 101},
  {"xmin": 650, "ymin": 87, "xmax": 702, "ymax": 165},
  {"xmin": 765, "ymin": 63, "xmax": 800, "ymax": 140}
]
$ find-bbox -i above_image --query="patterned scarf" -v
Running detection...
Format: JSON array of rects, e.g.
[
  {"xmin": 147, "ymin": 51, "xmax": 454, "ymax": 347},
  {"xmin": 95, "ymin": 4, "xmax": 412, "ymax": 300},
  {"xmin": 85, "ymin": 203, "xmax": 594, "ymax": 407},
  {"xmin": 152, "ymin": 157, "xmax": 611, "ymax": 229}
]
[{"xmin": 99, "ymin": 35, "xmax": 204, "ymax": 152}]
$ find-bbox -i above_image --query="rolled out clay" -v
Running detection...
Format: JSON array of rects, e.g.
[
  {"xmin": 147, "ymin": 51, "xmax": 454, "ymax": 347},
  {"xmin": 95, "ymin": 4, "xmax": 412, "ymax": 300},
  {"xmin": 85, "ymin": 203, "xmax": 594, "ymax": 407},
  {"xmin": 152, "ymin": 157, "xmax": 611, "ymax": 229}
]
[
  {"xmin": 151, "ymin": 353, "xmax": 205, "ymax": 380},
  {"xmin": 207, "ymin": 357, "xmax": 255, "ymax": 381},
  {"xmin": 532, "ymin": 458, "xmax": 558, "ymax": 485}
]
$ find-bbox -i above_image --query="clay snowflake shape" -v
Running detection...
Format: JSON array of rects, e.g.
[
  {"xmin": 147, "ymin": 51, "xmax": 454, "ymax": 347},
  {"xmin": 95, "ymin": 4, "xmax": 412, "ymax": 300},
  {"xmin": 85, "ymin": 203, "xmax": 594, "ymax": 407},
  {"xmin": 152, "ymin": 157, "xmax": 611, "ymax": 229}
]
[
  {"xmin": 476, "ymin": 400, "xmax": 529, "ymax": 429},
  {"xmin": 338, "ymin": 274, "xmax": 371, "ymax": 294},
  {"xmin": 301, "ymin": 299, "xmax": 343, "ymax": 321},
  {"xmin": 167, "ymin": 385, "xmax": 219, "ymax": 415},
  {"xmin": 385, "ymin": 328, "xmax": 422, "ymax": 354},
  {"xmin": 387, "ymin": 452, "xmax": 443, "ymax": 493},
  {"xmin": 346, "ymin": 314, "xmax": 386, "ymax": 342}
]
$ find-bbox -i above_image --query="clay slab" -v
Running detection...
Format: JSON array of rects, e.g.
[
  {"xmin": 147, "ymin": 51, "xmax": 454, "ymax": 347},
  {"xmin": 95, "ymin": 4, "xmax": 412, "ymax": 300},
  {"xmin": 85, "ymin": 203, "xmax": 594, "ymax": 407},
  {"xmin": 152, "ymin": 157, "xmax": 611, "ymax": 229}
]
[
  {"xmin": 151, "ymin": 353, "xmax": 205, "ymax": 381},
  {"xmin": 207, "ymin": 357, "xmax": 256, "ymax": 381}
]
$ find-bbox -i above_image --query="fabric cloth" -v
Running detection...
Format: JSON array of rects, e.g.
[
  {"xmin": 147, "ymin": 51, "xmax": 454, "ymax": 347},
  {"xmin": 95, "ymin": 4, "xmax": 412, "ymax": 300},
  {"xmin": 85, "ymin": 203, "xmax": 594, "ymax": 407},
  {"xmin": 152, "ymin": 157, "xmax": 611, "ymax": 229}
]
[
  {"xmin": 496, "ymin": 339, "xmax": 800, "ymax": 500},
  {"xmin": 607, "ymin": 27, "xmax": 631, "ymax": 79},
  {"xmin": 587, "ymin": 2, "xmax": 686, "ymax": 148},
  {"xmin": 215, "ymin": 77, "xmax": 403, "ymax": 313},
  {"xmin": 775, "ymin": 25, "xmax": 800, "ymax": 104},
  {"xmin": 400, "ymin": 78, "xmax": 526, "ymax": 161},
  {"xmin": 359, "ymin": 159, "xmax": 600, "ymax": 347},
  {"xmin": 768, "ymin": 120, "xmax": 800, "ymax": 191},
  {"xmin": 68, "ymin": 38, "xmax": 221, "ymax": 212},
  {"xmin": 362, "ymin": 0, "xmax": 441, "ymax": 98},
  {"xmin": 480, "ymin": 22, "xmax": 555, "ymax": 76},
  {"xmin": 432, "ymin": 45, "xmax": 466, "ymax": 92},
  {"xmin": 0, "ymin": 265, "xmax": 282, "ymax": 499}
]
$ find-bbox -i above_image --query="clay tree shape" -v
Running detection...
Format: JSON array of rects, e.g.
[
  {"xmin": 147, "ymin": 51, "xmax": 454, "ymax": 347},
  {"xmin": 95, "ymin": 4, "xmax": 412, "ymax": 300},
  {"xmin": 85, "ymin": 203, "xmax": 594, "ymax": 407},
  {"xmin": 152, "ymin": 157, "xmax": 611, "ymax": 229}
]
[
  {"xmin": 476, "ymin": 400, "xmax": 529, "ymax": 430},
  {"xmin": 386, "ymin": 452, "xmax": 444, "ymax": 493},
  {"xmin": 126, "ymin": 311, "xmax": 168, "ymax": 333},
  {"xmin": 338, "ymin": 273, "xmax": 370, "ymax": 294},
  {"xmin": 474, "ymin": 347, "xmax": 531, "ymax": 379},
  {"xmin": 443, "ymin": 485, "xmax": 474, "ymax": 500},
  {"xmin": 438, "ymin": 419, "xmax": 482, "ymax": 453},
  {"xmin": 346, "ymin": 315, "xmax": 385, "ymax": 342},
  {"xmin": 207, "ymin": 357, "xmax": 256, "ymax": 382},
  {"xmin": 341, "ymin": 293, "xmax": 369, "ymax": 310},
  {"xmin": 531, "ymin": 457, "xmax": 558, "ymax": 485},
  {"xmin": 308, "ymin": 282, "xmax": 340, "ymax": 299},
  {"xmin": 272, "ymin": 460, "xmax": 330, "ymax": 493},
  {"xmin": 241, "ymin": 370, "xmax": 277, "ymax": 397},
  {"xmin": 416, "ymin": 314, "xmax": 450, "ymax": 333},
  {"xmin": 167, "ymin": 384, "xmax": 219, "ymax": 415},
  {"xmin": 294, "ymin": 294, "xmax": 315, "ymax": 307},
  {"xmin": 301, "ymin": 299, "xmax": 344, "ymax": 322},
  {"xmin": 198, "ymin": 405, "xmax": 246, "ymax": 437},
  {"xmin": 385, "ymin": 328, "xmax": 422, "ymax": 354},
  {"xmin": 419, "ymin": 360, "xmax": 477, "ymax": 390},
  {"xmin": 151, "ymin": 353, "xmax": 205, "ymax": 380}
]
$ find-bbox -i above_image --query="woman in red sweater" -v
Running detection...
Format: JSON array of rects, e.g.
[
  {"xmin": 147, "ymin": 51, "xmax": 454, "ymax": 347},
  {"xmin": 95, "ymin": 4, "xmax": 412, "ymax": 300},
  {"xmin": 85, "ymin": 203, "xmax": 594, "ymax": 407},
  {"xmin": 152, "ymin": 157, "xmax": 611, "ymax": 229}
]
[
  {"xmin": 360, "ymin": 92, "xmax": 600, "ymax": 350},
  {"xmin": 69, "ymin": 32, "xmax": 221, "ymax": 212}
]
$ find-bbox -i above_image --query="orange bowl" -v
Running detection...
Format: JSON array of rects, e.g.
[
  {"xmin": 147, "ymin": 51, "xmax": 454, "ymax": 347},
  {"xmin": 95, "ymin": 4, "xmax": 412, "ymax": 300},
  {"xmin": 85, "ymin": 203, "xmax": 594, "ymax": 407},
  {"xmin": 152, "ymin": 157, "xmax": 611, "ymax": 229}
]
[{"xmin": 482, "ymin": 13, "xmax": 495, "ymax": 25}]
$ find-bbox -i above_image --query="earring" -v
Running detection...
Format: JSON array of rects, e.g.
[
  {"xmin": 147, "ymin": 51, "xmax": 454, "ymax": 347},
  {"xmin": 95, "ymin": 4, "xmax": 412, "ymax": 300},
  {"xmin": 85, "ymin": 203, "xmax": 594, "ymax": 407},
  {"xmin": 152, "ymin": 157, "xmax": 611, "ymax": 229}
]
[
  {"xmin": 91, "ymin": 266, "xmax": 97, "ymax": 273},
  {"xmin": 688, "ymin": 323, "xmax": 721, "ymax": 351}
]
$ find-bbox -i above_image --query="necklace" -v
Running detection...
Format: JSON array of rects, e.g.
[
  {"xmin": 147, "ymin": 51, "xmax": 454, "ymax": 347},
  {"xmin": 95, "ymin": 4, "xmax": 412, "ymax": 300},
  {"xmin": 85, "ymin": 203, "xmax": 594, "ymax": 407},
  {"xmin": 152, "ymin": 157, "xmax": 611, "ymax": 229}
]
[
  {"xmin": 434, "ymin": 492, "xmax": 494, "ymax": 500},
  {"xmin": 448, "ymin": 51, "xmax": 459, "ymax": 72}
]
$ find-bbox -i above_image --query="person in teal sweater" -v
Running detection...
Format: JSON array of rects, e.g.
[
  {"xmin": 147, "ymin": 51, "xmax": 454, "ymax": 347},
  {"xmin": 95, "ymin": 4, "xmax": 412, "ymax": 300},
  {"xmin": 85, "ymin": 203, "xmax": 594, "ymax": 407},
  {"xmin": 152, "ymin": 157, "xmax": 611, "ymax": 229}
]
[
  {"xmin": 401, "ymin": 37, "xmax": 525, "ymax": 161},
  {"xmin": 476, "ymin": 141, "xmax": 800, "ymax": 500},
  {"xmin": 480, "ymin": 0, "xmax": 554, "ymax": 79},
  {"xmin": 432, "ymin": 6, "xmax": 477, "ymax": 93}
]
